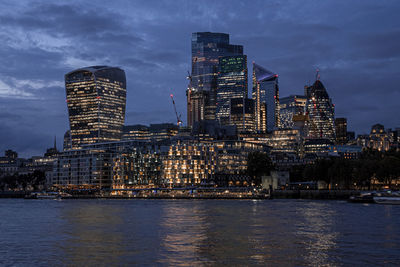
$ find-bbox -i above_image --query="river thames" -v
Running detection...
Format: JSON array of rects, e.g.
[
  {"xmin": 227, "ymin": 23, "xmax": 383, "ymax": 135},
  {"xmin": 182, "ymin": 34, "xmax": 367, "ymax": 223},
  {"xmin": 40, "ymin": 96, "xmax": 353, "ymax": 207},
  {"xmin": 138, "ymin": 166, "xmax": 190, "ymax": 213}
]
[{"xmin": 0, "ymin": 199, "xmax": 399, "ymax": 266}]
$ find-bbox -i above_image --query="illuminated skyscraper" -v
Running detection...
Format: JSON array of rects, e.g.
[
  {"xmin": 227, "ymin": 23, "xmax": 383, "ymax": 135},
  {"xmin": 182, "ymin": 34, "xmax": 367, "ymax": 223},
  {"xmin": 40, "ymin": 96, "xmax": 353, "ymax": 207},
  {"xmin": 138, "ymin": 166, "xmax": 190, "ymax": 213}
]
[
  {"xmin": 65, "ymin": 66, "xmax": 126, "ymax": 149},
  {"xmin": 279, "ymin": 95, "xmax": 307, "ymax": 129},
  {"xmin": 216, "ymin": 55, "xmax": 248, "ymax": 125},
  {"xmin": 190, "ymin": 32, "xmax": 243, "ymax": 121},
  {"xmin": 252, "ymin": 63, "xmax": 280, "ymax": 133},
  {"xmin": 305, "ymin": 79, "xmax": 335, "ymax": 142}
]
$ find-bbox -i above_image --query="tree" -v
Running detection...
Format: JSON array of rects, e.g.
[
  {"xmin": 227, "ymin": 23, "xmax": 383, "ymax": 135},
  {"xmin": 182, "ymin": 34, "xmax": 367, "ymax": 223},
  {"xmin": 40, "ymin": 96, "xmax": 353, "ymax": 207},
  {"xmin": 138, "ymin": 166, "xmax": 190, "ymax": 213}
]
[
  {"xmin": 376, "ymin": 156, "xmax": 400, "ymax": 186},
  {"xmin": 247, "ymin": 151, "xmax": 273, "ymax": 185}
]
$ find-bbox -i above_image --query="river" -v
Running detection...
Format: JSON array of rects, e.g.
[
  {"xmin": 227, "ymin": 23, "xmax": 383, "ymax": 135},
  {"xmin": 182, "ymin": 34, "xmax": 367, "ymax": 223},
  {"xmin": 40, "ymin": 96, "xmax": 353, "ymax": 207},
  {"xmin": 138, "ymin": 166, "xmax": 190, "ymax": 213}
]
[{"xmin": 0, "ymin": 199, "xmax": 399, "ymax": 266}]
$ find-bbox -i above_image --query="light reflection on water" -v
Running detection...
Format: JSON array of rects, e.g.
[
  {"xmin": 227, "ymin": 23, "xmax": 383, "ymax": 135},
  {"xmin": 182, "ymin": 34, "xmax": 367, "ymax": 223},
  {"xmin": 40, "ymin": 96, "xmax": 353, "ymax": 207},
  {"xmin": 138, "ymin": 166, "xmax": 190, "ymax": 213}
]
[{"xmin": 0, "ymin": 199, "xmax": 399, "ymax": 266}]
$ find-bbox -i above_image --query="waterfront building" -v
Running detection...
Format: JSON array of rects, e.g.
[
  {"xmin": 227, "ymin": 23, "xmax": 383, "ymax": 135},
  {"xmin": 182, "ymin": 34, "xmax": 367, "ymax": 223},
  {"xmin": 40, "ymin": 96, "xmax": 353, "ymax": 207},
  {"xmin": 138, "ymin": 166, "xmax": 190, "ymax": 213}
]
[
  {"xmin": 279, "ymin": 95, "xmax": 307, "ymax": 129},
  {"xmin": 191, "ymin": 32, "xmax": 243, "ymax": 122},
  {"xmin": 112, "ymin": 145, "xmax": 165, "ymax": 189},
  {"xmin": 335, "ymin": 118, "xmax": 347, "ymax": 145},
  {"xmin": 122, "ymin": 125, "xmax": 150, "ymax": 142},
  {"xmin": 230, "ymin": 98, "xmax": 255, "ymax": 133},
  {"xmin": 216, "ymin": 55, "xmax": 248, "ymax": 125},
  {"xmin": 305, "ymin": 79, "xmax": 335, "ymax": 142},
  {"xmin": 368, "ymin": 124, "xmax": 390, "ymax": 151},
  {"xmin": 252, "ymin": 63, "xmax": 280, "ymax": 133},
  {"xmin": 65, "ymin": 66, "xmax": 126, "ymax": 149},
  {"xmin": 328, "ymin": 145, "xmax": 362, "ymax": 159}
]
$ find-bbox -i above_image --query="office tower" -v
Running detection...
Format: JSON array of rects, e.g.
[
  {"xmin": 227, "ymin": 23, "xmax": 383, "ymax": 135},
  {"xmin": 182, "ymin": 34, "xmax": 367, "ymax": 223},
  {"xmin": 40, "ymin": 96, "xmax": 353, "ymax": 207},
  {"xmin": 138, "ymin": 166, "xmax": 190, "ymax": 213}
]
[
  {"xmin": 230, "ymin": 98, "xmax": 255, "ymax": 133},
  {"xmin": 305, "ymin": 78, "xmax": 335, "ymax": 142},
  {"xmin": 65, "ymin": 66, "xmax": 126, "ymax": 149},
  {"xmin": 187, "ymin": 88, "xmax": 207, "ymax": 128},
  {"xmin": 216, "ymin": 55, "xmax": 248, "ymax": 125},
  {"xmin": 279, "ymin": 95, "xmax": 307, "ymax": 129},
  {"xmin": 252, "ymin": 63, "xmax": 280, "ymax": 132},
  {"xmin": 190, "ymin": 32, "xmax": 243, "ymax": 122},
  {"xmin": 335, "ymin": 118, "xmax": 347, "ymax": 145}
]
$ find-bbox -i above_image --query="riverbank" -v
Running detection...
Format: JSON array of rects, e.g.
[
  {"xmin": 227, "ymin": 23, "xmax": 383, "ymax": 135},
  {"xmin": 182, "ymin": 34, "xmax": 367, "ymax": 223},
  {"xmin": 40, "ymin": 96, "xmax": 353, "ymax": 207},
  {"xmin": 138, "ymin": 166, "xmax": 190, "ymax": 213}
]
[{"xmin": 1, "ymin": 189, "xmax": 365, "ymax": 200}]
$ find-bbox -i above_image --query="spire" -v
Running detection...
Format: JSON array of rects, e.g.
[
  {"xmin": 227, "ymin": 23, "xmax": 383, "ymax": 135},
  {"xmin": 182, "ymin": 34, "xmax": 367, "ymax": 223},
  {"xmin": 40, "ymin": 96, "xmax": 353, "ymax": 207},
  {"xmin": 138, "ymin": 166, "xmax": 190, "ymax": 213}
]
[
  {"xmin": 316, "ymin": 68, "xmax": 320, "ymax": 81},
  {"xmin": 54, "ymin": 135, "xmax": 57, "ymax": 150}
]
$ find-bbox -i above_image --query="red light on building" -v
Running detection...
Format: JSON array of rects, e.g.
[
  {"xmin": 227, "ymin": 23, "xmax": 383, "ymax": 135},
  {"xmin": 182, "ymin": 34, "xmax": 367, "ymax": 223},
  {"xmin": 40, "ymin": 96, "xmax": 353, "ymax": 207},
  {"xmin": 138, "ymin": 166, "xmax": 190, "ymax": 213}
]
[{"xmin": 96, "ymin": 96, "xmax": 101, "ymax": 99}]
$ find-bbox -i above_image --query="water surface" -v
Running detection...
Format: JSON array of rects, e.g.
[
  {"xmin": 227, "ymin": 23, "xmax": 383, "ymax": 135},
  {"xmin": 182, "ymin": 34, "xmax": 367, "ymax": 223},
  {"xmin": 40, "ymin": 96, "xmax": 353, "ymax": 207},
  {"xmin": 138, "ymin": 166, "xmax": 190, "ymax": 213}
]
[{"xmin": 0, "ymin": 199, "xmax": 399, "ymax": 266}]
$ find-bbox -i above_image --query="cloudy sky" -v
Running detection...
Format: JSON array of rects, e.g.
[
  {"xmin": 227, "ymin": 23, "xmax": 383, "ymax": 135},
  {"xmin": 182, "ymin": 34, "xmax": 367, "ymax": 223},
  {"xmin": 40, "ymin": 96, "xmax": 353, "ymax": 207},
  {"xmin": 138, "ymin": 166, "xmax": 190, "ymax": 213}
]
[{"xmin": 0, "ymin": 0, "xmax": 399, "ymax": 157}]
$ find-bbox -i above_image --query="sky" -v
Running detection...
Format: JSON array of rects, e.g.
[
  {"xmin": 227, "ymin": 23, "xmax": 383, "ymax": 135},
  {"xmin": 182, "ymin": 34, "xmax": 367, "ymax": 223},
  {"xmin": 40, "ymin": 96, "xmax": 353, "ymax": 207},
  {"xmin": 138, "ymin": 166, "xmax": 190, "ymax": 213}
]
[{"xmin": 0, "ymin": 0, "xmax": 399, "ymax": 157}]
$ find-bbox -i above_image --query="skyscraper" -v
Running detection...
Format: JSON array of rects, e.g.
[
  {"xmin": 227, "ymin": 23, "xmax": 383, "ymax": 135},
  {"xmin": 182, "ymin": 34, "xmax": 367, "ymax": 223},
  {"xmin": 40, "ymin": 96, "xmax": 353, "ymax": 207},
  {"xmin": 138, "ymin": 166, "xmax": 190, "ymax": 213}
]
[
  {"xmin": 279, "ymin": 95, "xmax": 307, "ymax": 129},
  {"xmin": 65, "ymin": 66, "xmax": 126, "ymax": 149},
  {"xmin": 335, "ymin": 118, "xmax": 347, "ymax": 145},
  {"xmin": 216, "ymin": 55, "xmax": 248, "ymax": 125},
  {"xmin": 252, "ymin": 63, "xmax": 280, "ymax": 133},
  {"xmin": 230, "ymin": 98, "xmax": 255, "ymax": 133},
  {"xmin": 189, "ymin": 32, "xmax": 243, "ymax": 122},
  {"xmin": 305, "ymin": 79, "xmax": 335, "ymax": 142}
]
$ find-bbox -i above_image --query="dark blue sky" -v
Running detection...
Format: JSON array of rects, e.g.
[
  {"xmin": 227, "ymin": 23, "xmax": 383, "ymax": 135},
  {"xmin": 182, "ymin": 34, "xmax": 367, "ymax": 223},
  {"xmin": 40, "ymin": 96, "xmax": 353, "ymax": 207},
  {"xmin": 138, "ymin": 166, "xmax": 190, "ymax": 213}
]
[{"xmin": 0, "ymin": 0, "xmax": 399, "ymax": 157}]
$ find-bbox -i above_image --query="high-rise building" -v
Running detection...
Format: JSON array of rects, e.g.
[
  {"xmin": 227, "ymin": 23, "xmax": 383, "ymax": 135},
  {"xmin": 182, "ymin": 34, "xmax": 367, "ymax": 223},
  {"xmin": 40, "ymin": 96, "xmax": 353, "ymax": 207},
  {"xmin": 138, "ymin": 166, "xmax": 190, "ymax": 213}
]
[
  {"xmin": 230, "ymin": 98, "xmax": 255, "ymax": 133},
  {"xmin": 252, "ymin": 63, "xmax": 280, "ymax": 132},
  {"xmin": 335, "ymin": 118, "xmax": 347, "ymax": 145},
  {"xmin": 122, "ymin": 125, "xmax": 150, "ymax": 142},
  {"xmin": 190, "ymin": 32, "xmax": 243, "ymax": 122},
  {"xmin": 65, "ymin": 66, "xmax": 126, "ymax": 149},
  {"xmin": 216, "ymin": 55, "xmax": 248, "ymax": 125},
  {"xmin": 186, "ymin": 88, "xmax": 207, "ymax": 128},
  {"xmin": 279, "ymin": 95, "xmax": 307, "ymax": 129},
  {"xmin": 305, "ymin": 79, "xmax": 335, "ymax": 142}
]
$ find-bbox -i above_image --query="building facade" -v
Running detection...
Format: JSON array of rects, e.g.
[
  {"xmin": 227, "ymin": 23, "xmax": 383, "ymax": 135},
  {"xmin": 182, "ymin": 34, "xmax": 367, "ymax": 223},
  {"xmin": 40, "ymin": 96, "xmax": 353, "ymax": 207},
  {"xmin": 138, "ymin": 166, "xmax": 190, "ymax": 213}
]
[
  {"xmin": 335, "ymin": 118, "xmax": 347, "ymax": 145},
  {"xmin": 190, "ymin": 32, "xmax": 243, "ymax": 122},
  {"xmin": 305, "ymin": 79, "xmax": 335, "ymax": 142},
  {"xmin": 279, "ymin": 95, "xmax": 307, "ymax": 129},
  {"xmin": 65, "ymin": 66, "xmax": 126, "ymax": 149},
  {"xmin": 252, "ymin": 63, "xmax": 280, "ymax": 133},
  {"xmin": 230, "ymin": 98, "xmax": 255, "ymax": 133},
  {"xmin": 216, "ymin": 55, "xmax": 248, "ymax": 125}
]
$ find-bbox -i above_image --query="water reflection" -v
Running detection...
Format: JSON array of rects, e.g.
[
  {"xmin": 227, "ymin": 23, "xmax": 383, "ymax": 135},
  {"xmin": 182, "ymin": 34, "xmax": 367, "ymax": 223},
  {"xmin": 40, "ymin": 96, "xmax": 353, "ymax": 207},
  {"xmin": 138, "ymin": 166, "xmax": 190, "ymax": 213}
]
[
  {"xmin": 295, "ymin": 202, "xmax": 338, "ymax": 266},
  {"xmin": 58, "ymin": 200, "xmax": 126, "ymax": 266}
]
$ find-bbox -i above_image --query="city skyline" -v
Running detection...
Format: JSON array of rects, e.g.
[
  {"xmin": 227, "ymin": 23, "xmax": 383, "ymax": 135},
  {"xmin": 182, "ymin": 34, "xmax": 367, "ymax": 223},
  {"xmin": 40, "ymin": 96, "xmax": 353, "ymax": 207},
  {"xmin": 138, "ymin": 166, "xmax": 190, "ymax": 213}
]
[{"xmin": 0, "ymin": 0, "xmax": 399, "ymax": 157}]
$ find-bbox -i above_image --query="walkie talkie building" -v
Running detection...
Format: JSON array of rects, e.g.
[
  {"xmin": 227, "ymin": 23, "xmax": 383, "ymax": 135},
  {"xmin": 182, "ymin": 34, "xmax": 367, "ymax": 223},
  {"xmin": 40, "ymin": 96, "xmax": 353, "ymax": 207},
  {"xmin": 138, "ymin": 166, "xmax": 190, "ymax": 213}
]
[{"xmin": 65, "ymin": 66, "xmax": 126, "ymax": 149}]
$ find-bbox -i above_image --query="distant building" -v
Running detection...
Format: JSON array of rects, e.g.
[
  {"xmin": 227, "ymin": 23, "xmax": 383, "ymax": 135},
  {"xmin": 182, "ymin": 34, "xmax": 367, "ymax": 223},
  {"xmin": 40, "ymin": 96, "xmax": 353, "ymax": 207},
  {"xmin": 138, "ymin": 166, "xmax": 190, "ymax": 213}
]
[
  {"xmin": 187, "ymin": 89, "xmax": 207, "ymax": 128},
  {"xmin": 230, "ymin": 98, "xmax": 255, "ymax": 133},
  {"xmin": 190, "ymin": 32, "xmax": 243, "ymax": 122},
  {"xmin": 65, "ymin": 66, "xmax": 126, "ymax": 149},
  {"xmin": 63, "ymin": 130, "xmax": 72, "ymax": 151},
  {"xmin": 252, "ymin": 63, "xmax": 280, "ymax": 132},
  {"xmin": 216, "ymin": 55, "xmax": 248, "ymax": 125},
  {"xmin": 305, "ymin": 79, "xmax": 335, "ymax": 142},
  {"xmin": 122, "ymin": 125, "xmax": 150, "ymax": 142},
  {"xmin": 335, "ymin": 118, "xmax": 347, "ymax": 145},
  {"xmin": 279, "ymin": 95, "xmax": 307, "ymax": 129},
  {"xmin": 369, "ymin": 124, "xmax": 390, "ymax": 151},
  {"xmin": 149, "ymin": 123, "xmax": 178, "ymax": 142}
]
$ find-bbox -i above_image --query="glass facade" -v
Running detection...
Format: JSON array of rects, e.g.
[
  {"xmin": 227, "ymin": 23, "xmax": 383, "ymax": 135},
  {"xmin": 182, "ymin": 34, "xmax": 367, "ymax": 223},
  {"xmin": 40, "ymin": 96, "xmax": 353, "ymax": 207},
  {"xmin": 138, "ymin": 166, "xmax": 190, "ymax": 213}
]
[
  {"xmin": 230, "ymin": 98, "xmax": 255, "ymax": 133},
  {"xmin": 279, "ymin": 95, "xmax": 307, "ymax": 129},
  {"xmin": 65, "ymin": 66, "xmax": 126, "ymax": 149},
  {"xmin": 305, "ymin": 79, "xmax": 335, "ymax": 142},
  {"xmin": 216, "ymin": 55, "xmax": 248, "ymax": 125},
  {"xmin": 252, "ymin": 63, "xmax": 280, "ymax": 133},
  {"xmin": 335, "ymin": 118, "xmax": 347, "ymax": 145},
  {"xmin": 191, "ymin": 32, "xmax": 243, "ymax": 121}
]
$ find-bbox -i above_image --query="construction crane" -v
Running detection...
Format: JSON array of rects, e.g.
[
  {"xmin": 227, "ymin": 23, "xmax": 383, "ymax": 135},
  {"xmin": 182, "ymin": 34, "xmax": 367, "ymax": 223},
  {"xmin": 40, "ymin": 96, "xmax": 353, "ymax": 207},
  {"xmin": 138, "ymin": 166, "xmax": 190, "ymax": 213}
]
[{"xmin": 170, "ymin": 93, "xmax": 182, "ymax": 126}]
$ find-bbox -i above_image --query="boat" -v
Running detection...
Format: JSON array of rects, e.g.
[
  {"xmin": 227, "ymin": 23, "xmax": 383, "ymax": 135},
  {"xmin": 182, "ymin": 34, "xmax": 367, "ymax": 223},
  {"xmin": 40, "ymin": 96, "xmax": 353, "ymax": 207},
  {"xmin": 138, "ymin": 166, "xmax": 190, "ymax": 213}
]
[
  {"xmin": 348, "ymin": 192, "xmax": 375, "ymax": 203},
  {"xmin": 25, "ymin": 192, "xmax": 71, "ymax": 199},
  {"xmin": 373, "ymin": 196, "xmax": 400, "ymax": 205}
]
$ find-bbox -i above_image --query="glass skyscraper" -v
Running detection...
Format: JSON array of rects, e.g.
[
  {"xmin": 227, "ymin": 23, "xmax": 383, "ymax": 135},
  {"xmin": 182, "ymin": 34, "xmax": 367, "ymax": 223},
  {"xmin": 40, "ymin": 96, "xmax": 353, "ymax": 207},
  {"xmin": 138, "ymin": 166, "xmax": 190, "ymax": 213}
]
[
  {"xmin": 252, "ymin": 63, "xmax": 280, "ymax": 133},
  {"xmin": 279, "ymin": 95, "xmax": 307, "ymax": 129},
  {"xmin": 189, "ymin": 32, "xmax": 243, "ymax": 122},
  {"xmin": 216, "ymin": 55, "xmax": 248, "ymax": 125},
  {"xmin": 305, "ymin": 79, "xmax": 335, "ymax": 142},
  {"xmin": 65, "ymin": 66, "xmax": 126, "ymax": 149}
]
